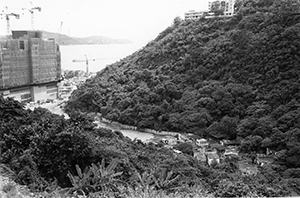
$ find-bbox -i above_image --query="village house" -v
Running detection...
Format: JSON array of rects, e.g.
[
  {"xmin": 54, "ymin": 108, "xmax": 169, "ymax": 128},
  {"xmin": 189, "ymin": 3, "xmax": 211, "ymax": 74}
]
[
  {"xmin": 224, "ymin": 146, "xmax": 239, "ymax": 158},
  {"xmin": 196, "ymin": 138, "xmax": 209, "ymax": 147}
]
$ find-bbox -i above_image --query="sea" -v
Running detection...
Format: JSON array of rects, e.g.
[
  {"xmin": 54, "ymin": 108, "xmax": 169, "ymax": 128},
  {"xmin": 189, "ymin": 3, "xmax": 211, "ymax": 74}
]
[{"xmin": 60, "ymin": 43, "xmax": 144, "ymax": 73}]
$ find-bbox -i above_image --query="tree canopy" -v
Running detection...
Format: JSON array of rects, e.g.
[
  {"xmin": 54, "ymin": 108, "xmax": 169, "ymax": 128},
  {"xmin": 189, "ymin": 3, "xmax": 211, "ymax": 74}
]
[{"xmin": 66, "ymin": 0, "xmax": 300, "ymax": 153}]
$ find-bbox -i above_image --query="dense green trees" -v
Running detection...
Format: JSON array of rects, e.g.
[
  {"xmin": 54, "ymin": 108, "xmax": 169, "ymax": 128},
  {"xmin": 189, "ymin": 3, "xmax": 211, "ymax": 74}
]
[
  {"xmin": 1, "ymin": 95, "xmax": 294, "ymax": 196},
  {"xmin": 66, "ymin": 0, "xmax": 300, "ymax": 155},
  {"xmin": 65, "ymin": 0, "xmax": 300, "ymax": 176},
  {"xmin": 63, "ymin": 70, "xmax": 86, "ymax": 79},
  {"xmin": 0, "ymin": 96, "xmax": 222, "ymax": 195}
]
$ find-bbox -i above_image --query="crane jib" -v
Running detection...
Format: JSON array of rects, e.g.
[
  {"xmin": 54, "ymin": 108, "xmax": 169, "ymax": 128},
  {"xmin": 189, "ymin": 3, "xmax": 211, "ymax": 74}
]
[
  {"xmin": 72, "ymin": 58, "xmax": 118, "ymax": 63},
  {"xmin": 72, "ymin": 59, "xmax": 96, "ymax": 63}
]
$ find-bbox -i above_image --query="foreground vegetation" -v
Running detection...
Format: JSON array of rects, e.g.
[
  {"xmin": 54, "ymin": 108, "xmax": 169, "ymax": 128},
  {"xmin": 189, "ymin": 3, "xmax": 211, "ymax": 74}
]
[{"xmin": 0, "ymin": 96, "xmax": 295, "ymax": 197}]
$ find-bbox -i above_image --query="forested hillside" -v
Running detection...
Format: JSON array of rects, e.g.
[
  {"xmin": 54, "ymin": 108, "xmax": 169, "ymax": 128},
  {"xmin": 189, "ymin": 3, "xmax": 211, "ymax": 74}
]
[{"xmin": 66, "ymin": 0, "xmax": 300, "ymax": 168}]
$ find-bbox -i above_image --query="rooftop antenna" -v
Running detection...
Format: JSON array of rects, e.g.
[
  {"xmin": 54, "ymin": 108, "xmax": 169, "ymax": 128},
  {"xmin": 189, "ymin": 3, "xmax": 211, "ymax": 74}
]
[
  {"xmin": 22, "ymin": 2, "xmax": 41, "ymax": 30},
  {"xmin": 0, "ymin": 6, "xmax": 20, "ymax": 37}
]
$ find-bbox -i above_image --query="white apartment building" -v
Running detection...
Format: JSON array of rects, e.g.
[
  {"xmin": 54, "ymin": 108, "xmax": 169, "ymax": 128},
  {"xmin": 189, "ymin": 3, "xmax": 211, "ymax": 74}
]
[
  {"xmin": 184, "ymin": 10, "xmax": 208, "ymax": 20},
  {"xmin": 208, "ymin": 0, "xmax": 235, "ymax": 16}
]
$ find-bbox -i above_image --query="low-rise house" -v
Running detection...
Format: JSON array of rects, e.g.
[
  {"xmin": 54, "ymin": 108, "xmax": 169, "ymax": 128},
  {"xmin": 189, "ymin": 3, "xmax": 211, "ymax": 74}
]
[
  {"xmin": 196, "ymin": 138, "xmax": 209, "ymax": 147},
  {"xmin": 224, "ymin": 146, "xmax": 238, "ymax": 154},
  {"xmin": 224, "ymin": 146, "xmax": 239, "ymax": 160}
]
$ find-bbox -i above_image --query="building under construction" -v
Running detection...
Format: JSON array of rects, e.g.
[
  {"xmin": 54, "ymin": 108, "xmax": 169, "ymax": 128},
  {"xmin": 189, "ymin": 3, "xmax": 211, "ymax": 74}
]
[{"xmin": 0, "ymin": 30, "xmax": 62, "ymax": 103}]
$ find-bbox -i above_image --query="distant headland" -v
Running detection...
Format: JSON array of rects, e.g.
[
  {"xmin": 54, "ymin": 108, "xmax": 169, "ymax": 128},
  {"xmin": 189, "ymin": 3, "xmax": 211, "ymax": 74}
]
[{"xmin": 0, "ymin": 31, "xmax": 132, "ymax": 45}]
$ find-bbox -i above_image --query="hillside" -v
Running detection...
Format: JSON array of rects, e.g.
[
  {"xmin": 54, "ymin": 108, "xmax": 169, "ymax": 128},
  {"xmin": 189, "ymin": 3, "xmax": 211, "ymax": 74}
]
[
  {"xmin": 42, "ymin": 31, "xmax": 132, "ymax": 45},
  {"xmin": 42, "ymin": 31, "xmax": 80, "ymax": 45},
  {"xmin": 66, "ymin": 0, "xmax": 300, "ymax": 169}
]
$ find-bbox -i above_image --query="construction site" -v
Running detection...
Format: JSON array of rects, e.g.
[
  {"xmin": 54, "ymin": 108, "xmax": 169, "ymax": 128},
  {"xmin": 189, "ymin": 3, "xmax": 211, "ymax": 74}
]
[
  {"xmin": 0, "ymin": 4, "xmax": 62, "ymax": 103},
  {"xmin": 0, "ymin": 30, "xmax": 62, "ymax": 103}
]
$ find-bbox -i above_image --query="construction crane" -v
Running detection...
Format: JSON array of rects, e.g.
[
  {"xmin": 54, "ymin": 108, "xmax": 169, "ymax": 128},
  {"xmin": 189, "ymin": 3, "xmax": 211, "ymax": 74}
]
[
  {"xmin": 22, "ymin": 2, "xmax": 41, "ymax": 30},
  {"xmin": 1, "ymin": 7, "xmax": 20, "ymax": 36},
  {"xmin": 60, "ymin": 21, "xmax": 63, "ymax": 35},
  {"xmin": 58, "ymin": 21, "xmax": 63, "ymax": 44},
  {"xmin": 72, "ymin": 55, "xmax": 95, "ymax": 76},
  {"xmin": 72, "ymin": 56, "xmax": 120, "ymax": 76}
]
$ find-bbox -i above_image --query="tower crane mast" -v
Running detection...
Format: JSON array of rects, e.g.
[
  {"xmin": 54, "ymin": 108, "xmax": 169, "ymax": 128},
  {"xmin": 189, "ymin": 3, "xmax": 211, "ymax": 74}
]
[
  {"xmin": 1, "ymin": 7, "xmax": 20, "ymax": 36},
  {"xmin": 22, "ymin": 2, "xmax": 41, "ymax": 30}
]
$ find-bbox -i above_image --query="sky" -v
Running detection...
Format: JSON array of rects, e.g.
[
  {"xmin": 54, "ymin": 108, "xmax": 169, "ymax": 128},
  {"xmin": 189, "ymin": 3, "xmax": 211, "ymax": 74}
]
[{"xmin": 0, "ymin": 0, "xmax": 209, "ymax": 45}]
